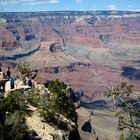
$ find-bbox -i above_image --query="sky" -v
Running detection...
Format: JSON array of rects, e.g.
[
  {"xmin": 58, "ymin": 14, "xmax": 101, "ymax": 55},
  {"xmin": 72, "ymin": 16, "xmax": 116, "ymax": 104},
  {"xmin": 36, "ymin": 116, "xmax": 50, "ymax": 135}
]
[{"xmin": 0, "ymin": 0, "xmax": 140, "ymax": 12}]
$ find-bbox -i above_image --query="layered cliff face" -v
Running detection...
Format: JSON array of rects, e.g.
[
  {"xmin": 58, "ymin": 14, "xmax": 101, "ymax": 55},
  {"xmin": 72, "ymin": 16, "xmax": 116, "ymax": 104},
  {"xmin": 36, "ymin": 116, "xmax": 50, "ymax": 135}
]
[
  {"xmin": 0, "ymin": 11, "xmax": 140, "ymax": 102},
  {"xmin": 0, "ymin": 11, "xmax": 140, "ymax": 49}
]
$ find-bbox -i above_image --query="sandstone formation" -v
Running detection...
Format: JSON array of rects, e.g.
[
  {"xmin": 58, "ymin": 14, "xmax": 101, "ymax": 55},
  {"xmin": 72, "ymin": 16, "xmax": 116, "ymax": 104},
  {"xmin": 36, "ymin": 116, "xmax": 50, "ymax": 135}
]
[{"xmin": 0, "ymin": 11, "xmax": 140, "ymax": 102}]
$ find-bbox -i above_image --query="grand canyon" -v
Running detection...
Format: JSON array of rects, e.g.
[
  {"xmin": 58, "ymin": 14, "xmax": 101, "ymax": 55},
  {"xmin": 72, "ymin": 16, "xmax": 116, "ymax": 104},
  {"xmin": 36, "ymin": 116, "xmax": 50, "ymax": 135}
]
[{"xmin": 0, "ymin": 11, "xmax": 140, "ymax": 103}]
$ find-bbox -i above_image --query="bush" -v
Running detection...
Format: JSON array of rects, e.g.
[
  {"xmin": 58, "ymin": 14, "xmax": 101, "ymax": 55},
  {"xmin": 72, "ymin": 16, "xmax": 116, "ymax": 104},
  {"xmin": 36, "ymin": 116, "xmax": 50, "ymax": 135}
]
[
  {"xmin": 39, "ymin": 79, "xmax": 76, "ymax": 129},
  {"xmin": 0, "ymin": 91, "xmax": 37, "ymax": 140},
  {"xmin": 17, "ymin": 63, "xmax": 32, "ymax": 83},
  {"xmin": 47, "ymin": 79, "xmax": 76, "ymax": 119}
]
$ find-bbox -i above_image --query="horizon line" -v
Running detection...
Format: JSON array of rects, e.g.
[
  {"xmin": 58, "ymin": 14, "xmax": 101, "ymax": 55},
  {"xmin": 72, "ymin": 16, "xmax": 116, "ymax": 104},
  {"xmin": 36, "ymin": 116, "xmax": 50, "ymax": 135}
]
[{"xmin": 0, "ymin": 10, "xmax": 140, "ymax": 13}]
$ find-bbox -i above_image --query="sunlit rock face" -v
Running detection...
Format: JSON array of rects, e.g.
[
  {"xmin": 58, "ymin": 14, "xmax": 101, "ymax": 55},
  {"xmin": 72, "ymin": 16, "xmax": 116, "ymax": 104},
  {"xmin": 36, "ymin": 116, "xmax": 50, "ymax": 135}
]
[
  {"xmin": 0, "ymin": 11, "xmax": 140, "ymax": 102},
  {"xmin": 0, "ymin": 11, "xmax": 140, "ymax": 49}
]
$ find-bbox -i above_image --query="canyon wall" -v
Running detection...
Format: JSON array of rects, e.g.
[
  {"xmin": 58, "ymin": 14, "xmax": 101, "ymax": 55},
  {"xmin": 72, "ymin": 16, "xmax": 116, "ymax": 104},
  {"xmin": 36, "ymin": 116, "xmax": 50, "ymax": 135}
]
[{"xmin": 0, "ymin": 11, "xmax": 140, "ymax": 102}]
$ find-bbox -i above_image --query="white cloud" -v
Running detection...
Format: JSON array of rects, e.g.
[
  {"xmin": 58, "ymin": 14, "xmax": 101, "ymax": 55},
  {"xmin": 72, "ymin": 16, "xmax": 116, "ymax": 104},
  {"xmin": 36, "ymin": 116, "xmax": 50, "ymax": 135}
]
[
  {"xmin": 28, "ymin": 1, "xmax": 47, "ymax": 5},
  {"xmin": 11, "ymin": 1, "xmax": 19, "ymax": 4},
  {"xmin": 127, "ymin": 5, "xmax": 140, "ymax": 11},
  {"xmin": 27, "ymin": 0, "xmax": 60, "ymax": 6},
  {"xmin": 0, "ymin": 0, "xmax": 61, "ymax": 11},
  {"xmin": 0, "ymin": 0, "xmax": 30, "ymax": 5},
  {"xmin": 0, "ymin": 0, "xmax": 20, "ymax": 5},
  {"xmin": 19, "ymin": 0, "xmax": 34, "ymax": 1},
  {"xmin": 19, "ymin": 0, "xmax": 60, "ymax": 6},
  {"xmin": 107, "ymin": 4, "xmax": 117, "ymax": 10},
  {"xmin": 128, "ymin": 9, "xmax": 140, "ymax": 11},
  {"xmin": 48, "ymin": 0, "xmax": 60, "ymax": 3},
  {"xmin": 0, "ymin": 1, "xmax": 8, "ymax": 5},
  {"xmin": 0, "ymin": 0, "xmax": 60, "ymax": 6},
  {"xmin": 75, "ymin": 0, "xmax": 83, "ymax": 3},
  {"xmin": 135, "ymin": 9, "xmax": 140, "ymax": 11}
]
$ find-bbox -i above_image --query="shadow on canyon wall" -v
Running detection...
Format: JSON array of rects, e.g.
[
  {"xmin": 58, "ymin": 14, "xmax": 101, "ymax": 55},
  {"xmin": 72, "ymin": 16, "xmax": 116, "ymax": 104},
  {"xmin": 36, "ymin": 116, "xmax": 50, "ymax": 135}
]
[
  {"xmin": 121, "ymin": 66, "xmax": 140, "ymax": 80},
  {"xmin": 80, "ymin": 100, "xmax": 109, "ymax": 109},
  {"xmin": 0, "ymin": 45, "xmax": 40, "ymax": 61},
  {"xmin": 80, "ymin": 98, "xmax": 140, "ymax": 110}
]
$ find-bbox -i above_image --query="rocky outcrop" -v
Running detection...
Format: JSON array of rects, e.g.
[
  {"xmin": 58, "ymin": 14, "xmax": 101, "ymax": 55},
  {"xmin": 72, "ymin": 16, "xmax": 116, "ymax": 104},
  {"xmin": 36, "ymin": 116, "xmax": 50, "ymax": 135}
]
[
  {"xmin": 26, "ymin": 105, "xmax": 80, "ymax": 140},
  {"xmin": 77, "ymin": 108, "xmax": 97, "ymax": 140},
  {"xmin": 77, "ymin": 107, "xmax": 121, "ymax": 140},
  {"xmin": 40, "ymin": 62, "xmax": 90, "ymax": 74},
  {"xmin": 99, "ymin": 34, "xmax": 110, "ymax": 43},
  {"xmin": 81, "ymin": 120, "xmax": 92, "ymax": 133},
  {"xmin": 49, "ymin": 43, "xmax": 62, "ymax": 53}
]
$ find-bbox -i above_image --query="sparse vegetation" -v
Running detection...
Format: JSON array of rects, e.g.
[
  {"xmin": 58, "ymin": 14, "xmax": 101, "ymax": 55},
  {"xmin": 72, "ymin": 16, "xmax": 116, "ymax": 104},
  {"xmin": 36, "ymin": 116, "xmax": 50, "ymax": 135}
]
[
  {"xmin": 106, "ymin": 82, "xmax": 140, "ymax": 140},
  {"xmin": 17, "ymin": 63, "xmax": 32, "ymax": 83},
  {"xmin": 26, "ymin": 87, "xmax": 42, "ymax": 107}
]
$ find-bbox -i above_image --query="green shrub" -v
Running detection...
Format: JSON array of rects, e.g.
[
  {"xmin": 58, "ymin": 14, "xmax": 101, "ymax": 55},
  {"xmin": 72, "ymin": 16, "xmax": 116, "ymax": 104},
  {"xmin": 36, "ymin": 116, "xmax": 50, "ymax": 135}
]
[
  {"xmin": 0, "ymin": 91, "xmax": 37, "ymax": 140},
  {"xmin": 39, "ymin": 79, "xmax": 76, "ymax": 129}
]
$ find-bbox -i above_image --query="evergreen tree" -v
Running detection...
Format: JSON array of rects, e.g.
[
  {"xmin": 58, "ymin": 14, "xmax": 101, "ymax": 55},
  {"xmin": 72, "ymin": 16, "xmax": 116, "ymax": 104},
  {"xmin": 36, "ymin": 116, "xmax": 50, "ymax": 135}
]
[
  {"xmin": 0, "ymin": 91, "xmax": 36, "ymax": 140},
  {"xmin": 39, "ymin": 79, "xmax": 76, "ymax": 129}
]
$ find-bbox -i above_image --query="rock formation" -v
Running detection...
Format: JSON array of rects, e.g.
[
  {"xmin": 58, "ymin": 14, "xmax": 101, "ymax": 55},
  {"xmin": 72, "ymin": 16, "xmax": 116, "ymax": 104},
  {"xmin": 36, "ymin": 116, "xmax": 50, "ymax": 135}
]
[
  {"xmin": 81, "ymin": 119, "xmax": 92, "ymax": 132},
  {"xmin": 0, "ymin": 11, "xmax": 140, "ymax": 102}
]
